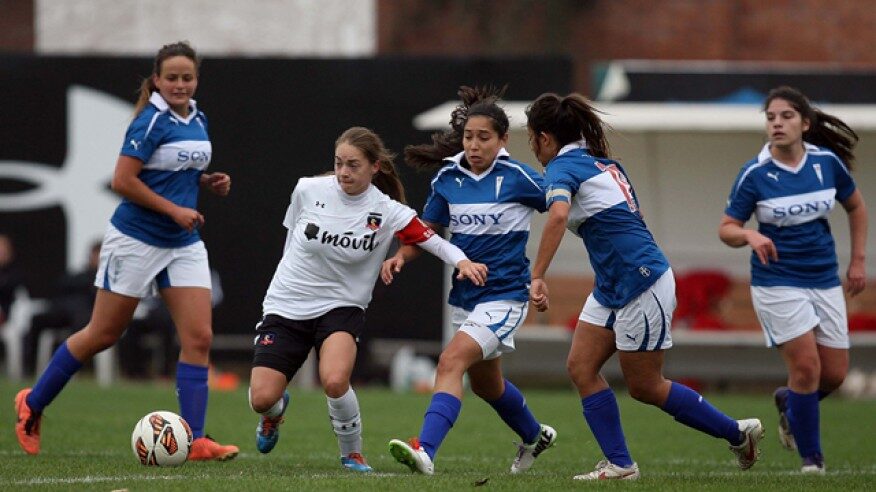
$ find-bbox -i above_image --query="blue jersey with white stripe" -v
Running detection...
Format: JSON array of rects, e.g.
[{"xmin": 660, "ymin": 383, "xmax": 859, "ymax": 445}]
[
  {"xmin": 111, "ymin": 92, "xmax": 211, "ymax": 248},
  {"xmin": 544, "ymin": 142, "xmax": 669, "ymax": 309},
  {"xmin": 725, "ymin": 142, "xmax": 856, "ymax": 288},
  {"xmin": 422, "ymin": 150, "xmax": 545, "ymax": 311}
]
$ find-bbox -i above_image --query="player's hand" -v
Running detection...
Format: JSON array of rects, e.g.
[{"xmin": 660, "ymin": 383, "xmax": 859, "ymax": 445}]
[
  {"xmin": 530, "ymin": 278, "xmax": 549, "ymax": 312},
  {"xmin": 456, "ymin": 260, "xmax": 488, "ymax": 286},
  {"xmin": 202, "ymin": 172, "xmax": 231, "ymax": 196},
  {"xmin": 381, "ymin": 256, "xmax": 405, "ymax": 285},
  {"xmin": 171, "ymin": 206, "xmax": 204, "ymax": 232},
  {"xmin": 846, "ymin": 258, "xmax": 866, "ymax": 297},
  {"xmin": 746, "ymin": 230, "xmax": 778, "ymax": 265}
]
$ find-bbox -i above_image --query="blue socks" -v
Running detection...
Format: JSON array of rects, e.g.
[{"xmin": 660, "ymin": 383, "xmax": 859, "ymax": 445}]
[
  {"xmin": 582, "ymin": 388, "xmax": 634, "ymax": 467},
  {"xmin": 662, "ymin": 382, "xmax": 742, "ymax": 445},
  {"xmin": 486, "ymin": 380, "xmax": 541, "ymax": 444},
  {"xmin": 176, "ymin": 362, "xmax": 209, "ymax": 439},
  {"xmin": 419, "ymin": 392, "xmax": 461, "ymax": 460},
  {"xmin": 27, "ymin": 342, "xmax": 83, "ymax": 413},
  {"xmin": 787, "ymin": 389, "xmax": 821, "ymax": 460}
]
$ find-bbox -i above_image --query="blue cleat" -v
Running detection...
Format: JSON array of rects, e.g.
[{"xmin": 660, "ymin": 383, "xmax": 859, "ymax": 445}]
[
  {"xmin": 341, "ymin": 452, "xmax": 373, "ymax": 472},
  {"xmin": 256, "ymin": 391, "xmax": 289, "ymax": 454}
]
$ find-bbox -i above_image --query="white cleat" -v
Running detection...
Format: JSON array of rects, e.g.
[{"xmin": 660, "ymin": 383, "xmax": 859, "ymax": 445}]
[
  {"xmin": 729, "ymin": 418, "xmax": 765, "ymax": 470},
  {"xmin": 511, "ymin": 424, "xmax": 557, "ymax": 474},
  {"xmin": 801, "ymin": 464, "xmax": 826, "ymax": 474},
  {"xmin": 389, "ymin": 437, "xmax": 434, "ymax": 475},
  {"xmin": 573, "ymin": 459, "xmax": 640, "ymax": 480}
]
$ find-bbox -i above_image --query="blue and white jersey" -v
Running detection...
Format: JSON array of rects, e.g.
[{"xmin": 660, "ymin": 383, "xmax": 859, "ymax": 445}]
[
  {"xmin": 422, "ymin": 149, "xmax": 545, "ymax": 311},
  {"xmin": 544, "ymin": 141, "xmax": 669, "ymax": 309},
  {"xmin": 725, "ymin": 142, "xmax": 856, "ymax": 288},
  {"xmin": 111, "ymin": 92, "xmax": 211, "ymax": 248}
]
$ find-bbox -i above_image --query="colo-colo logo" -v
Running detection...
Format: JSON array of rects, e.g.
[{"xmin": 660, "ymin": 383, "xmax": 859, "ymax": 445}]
[
  {"xmin": 322, "ymin": 231, "xmax": 378, "ymax": 251},
  {"xmin": 773, "ymin": 199, "xmax": 833, "ymax": 218},
  {"xmin": 449, "ymin": 213, "xmax": 504, "ymax": 226}
]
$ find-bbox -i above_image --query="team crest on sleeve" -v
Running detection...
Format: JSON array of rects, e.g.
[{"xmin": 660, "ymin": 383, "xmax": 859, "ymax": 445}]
[
  {"xmin": 366, "ymin": 212, "xmax": 383, "ymax": 231},
  {"xmin": 255, "ymin": 332, "xmax": 276, "ymax": 346}
]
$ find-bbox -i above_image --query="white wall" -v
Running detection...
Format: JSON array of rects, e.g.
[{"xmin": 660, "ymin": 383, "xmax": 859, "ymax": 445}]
[
  {"xmin": 507, "ymin": 129, "xmax": 876, "ymax": 278},
  {"xmin": 36, "ymin": 0, "xmax": 376, "ymax": 56}
]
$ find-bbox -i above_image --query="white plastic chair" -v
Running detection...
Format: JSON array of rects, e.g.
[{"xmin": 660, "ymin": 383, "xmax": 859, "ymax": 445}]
[{"xmin": 1, "ymin": 287, "xmax": 47, "ymax": 381}]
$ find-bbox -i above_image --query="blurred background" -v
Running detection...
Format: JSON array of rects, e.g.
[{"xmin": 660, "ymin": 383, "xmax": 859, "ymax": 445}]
[{"xmin": 1, "ymin": 0, "xmax": 875, "ymax": 395}]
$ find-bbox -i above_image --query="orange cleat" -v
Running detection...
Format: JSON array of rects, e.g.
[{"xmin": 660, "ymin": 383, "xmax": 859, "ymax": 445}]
[
  {"xmin": 189, "ymin": 435, "xmax": 239, "ymax": 461},
  {"xmin": 14, "ymin": 388, "xmax": 42, "ymax": 455}
]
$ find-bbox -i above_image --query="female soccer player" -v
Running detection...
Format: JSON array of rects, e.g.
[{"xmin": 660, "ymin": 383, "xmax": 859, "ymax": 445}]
[
  {"xmin": 385, "ymin": 86, "xmax": 556, "ymax": 476},
  {"xmin": 527, "ymin": 92, "xmax": 763, "ymax": 480},
  {"xmin": 719, "ymin": 86, "xmax": 867, "ymax": 474},
  {"xmin": 15, "ymin": 41, "xmax": 238, "ymax": 460},
  {"xmin": 248, "ymin": 126, "xmax": 487, "ymax": 472}
]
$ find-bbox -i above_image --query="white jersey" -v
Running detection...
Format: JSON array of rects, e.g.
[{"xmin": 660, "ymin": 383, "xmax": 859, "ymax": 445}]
[{"xmin": 262, "ymin": 175, "xmax": 416, "ymax": 319}]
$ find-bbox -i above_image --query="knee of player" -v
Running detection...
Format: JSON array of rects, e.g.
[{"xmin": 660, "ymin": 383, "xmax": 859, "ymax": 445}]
[
  {"xmin": 626, "ymin": 381, "xmax": 663, "ymax": 405},
  {"xmin": 436, "ymin": 351, "xmax": 469, "ymax": 378},
  {"xmin": 178, "ymin": 326, "xmax": 213, "ymax": 353},
  {"xmin": 789, "ymin": 357, "xmax": 821, "ymax": 386},
  {"xmin": 321, "ymin": 378, "xmax": 351, "ymax": 398},
  {"xmin": 249, "ymin": 387, "xmax": 279, "ymax": 413}
]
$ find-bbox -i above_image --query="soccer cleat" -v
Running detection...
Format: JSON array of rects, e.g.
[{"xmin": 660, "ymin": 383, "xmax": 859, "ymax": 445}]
[
  {"xmin": 729, "ymin": 418, "xmax": 764, "ymax": 470},
  {"xmin": 573, "ymin": 459, "xmax": 640, "ymax": 480},
  {"xmin": 189, "ymin": 435, "xmax": 239, "ymax": 461},
  {"xmin": 14, "ymin": 388, "xmax": 42, "ymax": 455},
  {"xmin": 389, "ymin": 437, "xmax": 434, "ymax": 475},
  {"xmin": 256, "ymin": 391, "xmax": 289, "ymax": 454},
  {"xmin": 510, "ymin": 424, "xmax": 557, "ymax": 474},
  {"xmin": 773, "ymin": 386, "xmax": 797, "ymax": 451},
  {"xmin": 801, "ymin": 454, "xmax": 826, "ymax": 474},
  {"xmin": 341, "ymin": 452, "xmax": 373, "ymax": 472}
]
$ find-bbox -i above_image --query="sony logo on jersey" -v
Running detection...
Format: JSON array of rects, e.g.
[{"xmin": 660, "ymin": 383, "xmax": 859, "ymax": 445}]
[
  {"xmin": 449, "ymin": 213, "xmax": 504, "ymax": 226},
  {"xmin": 772, "ymin": 199, "xmax": 834, "ymax": 218},
  {"xmin": 177, "ymin": 150, "xmax": 211, "ymax": 164},
  {"xmin": 321, "ymin": 231, "xmax": 378, "ymax": 251}
]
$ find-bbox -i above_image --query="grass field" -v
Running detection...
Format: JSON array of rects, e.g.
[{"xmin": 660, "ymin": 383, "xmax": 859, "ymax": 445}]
[{"xmin": 1, "ymin": 378, "xmax": 874, "ymax": 491}]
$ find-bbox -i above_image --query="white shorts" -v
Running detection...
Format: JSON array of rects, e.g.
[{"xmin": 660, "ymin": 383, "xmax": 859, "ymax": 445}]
[
  {"xmin": 452, "ymin": 300, "xmax": 527, "ymax": 360},
  {"xmin": 750, "ymin": 285, "xmax": 849, "ymax": 349},
  {"xmin": 579, "ymin": 269, "xmax": 676, "ymax": 352},
  {"xmin": 94, "ymin": 224, "xmax": 212, "ymax": 298}
]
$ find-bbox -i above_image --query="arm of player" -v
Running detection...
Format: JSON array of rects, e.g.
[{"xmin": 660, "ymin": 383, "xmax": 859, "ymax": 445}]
[
  {"xmin": 530, "ymin": 200, "xmax": 571, "ymax": 312},
  {"xmin": 382, "ymin": 217, "xmax": 487, "ymax": 286},
  {"xmin": 718, "ymin": 214, "xmax": 778, "ymax": 265},
  {"xmin": 842, "ymin": 189, "xmax": 868, "ymax": 296},
  {"xmin": 111, "ymin": 155, "xmax": 204, "ymax": 232}
]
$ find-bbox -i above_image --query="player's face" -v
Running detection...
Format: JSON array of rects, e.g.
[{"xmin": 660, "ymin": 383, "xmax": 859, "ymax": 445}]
[
  {"xmin": 335, "ymin": 142, "xmax": 379, "ymax": 196},
  {"xmin": 463, "ymin": 116, "xmax": 508, "ymax": 175},
  {"xmin": 527, "ymin": 127, "xmax": 556, "ymax": 166},
  {"xmin": 153, "ymin": 56, "xmax": 198, "ymax": 116},
  {"xmin": 765, "ymin": 98, "xmax": 809, "ymax": 149}
]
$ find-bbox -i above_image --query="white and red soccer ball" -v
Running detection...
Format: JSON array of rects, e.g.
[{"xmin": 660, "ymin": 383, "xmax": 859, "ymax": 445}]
[{"xmin": 131, "ymin": 410, "xmax": 193, "ymax": 466}]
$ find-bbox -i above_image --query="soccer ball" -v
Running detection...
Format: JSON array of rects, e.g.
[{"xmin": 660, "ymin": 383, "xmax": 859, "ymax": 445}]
[{"xmin": 131, "ymin": 410, "xmax": 193, "ymax": 466}]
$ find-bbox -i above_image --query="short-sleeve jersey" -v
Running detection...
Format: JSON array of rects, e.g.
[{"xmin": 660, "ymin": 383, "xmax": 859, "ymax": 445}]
[
  {"xmin": 111, "ymin": 92, "xmax": 211, "ymax": 248},
  {"xmin": 262, "ymin": 175, "xmax": 417, "ymax": 319},
  {"xmin": 544, "ymin": 141, "xmax": 669, "ymax": 309},
  {"xmin": 724, "ymin": 142, "xmax": 856, "ymax": 288},
  {"xmin": 422, "ymin": 149, "xmax": 545, "ymax": 311}
]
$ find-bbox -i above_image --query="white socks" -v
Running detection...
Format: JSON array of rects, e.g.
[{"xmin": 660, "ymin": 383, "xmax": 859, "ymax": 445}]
[{"xmin": 327, "ymin": 387, "xmax": 362, "ymax": 456}]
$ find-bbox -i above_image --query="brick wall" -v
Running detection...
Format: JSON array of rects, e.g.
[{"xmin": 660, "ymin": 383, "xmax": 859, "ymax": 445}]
[{"xmin": 377, "ymin": 0, "xmax": 876, "ymax": 93}]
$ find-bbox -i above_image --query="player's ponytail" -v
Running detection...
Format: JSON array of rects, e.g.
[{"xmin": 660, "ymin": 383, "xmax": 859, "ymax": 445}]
[
  {"xmin": 764, "ymin": 86, "xmax": 858, "ymax": 170},
  {"xmin": 336, "ymin": 127, "xmax": 407, "ymax": 204},
  {"xmin": 134, "ymin": 41, "xmax": 200, "ymax": 115},
  {"xmin": 525, "ymin": 92, "xmax": 611, "ymax": 158},
  {"xmin": 404, "ymin": 85, "xmax": 509, "ymax": 171}
]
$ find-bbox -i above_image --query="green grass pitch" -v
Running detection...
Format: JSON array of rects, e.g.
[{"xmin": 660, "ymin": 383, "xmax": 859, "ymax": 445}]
[{"xmin": 2, "ymin": 379, "xmax": 874, "ymax": 491}]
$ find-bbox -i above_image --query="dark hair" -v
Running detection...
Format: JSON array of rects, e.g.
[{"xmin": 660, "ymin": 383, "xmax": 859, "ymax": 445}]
[
  {"xmin": 134, "ymin": 41, "xmax": 200, "ymax": 114},
  {"xmin": 336, "ymin": 127, "xmax": 406, "ymax": 204},
  {"xmin": 525, "ymin": 92, "xmax": 611, "ymax": 159},
  {"xmin": 763, "ymin": 86, "xmax": 858, "ymax": 169},
  {"xmin": 405, "ymin": 85, "xmax": 510, "ymax": 171}
]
